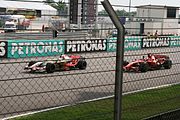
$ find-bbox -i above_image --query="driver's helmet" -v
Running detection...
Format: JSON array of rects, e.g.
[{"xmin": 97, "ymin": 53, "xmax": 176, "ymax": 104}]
[
  {"xmin": 61, "ymin": 54, "xmax": 71, "ymax": 60},
  {"xmin": 61, "ymin": 55, "xmax": 66, "ymax": 59}
]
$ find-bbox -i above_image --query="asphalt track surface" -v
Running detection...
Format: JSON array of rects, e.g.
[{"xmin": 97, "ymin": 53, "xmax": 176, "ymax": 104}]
[{"xmin": 0, "ymin": 46, "xmax": 180, "ymax": 118}]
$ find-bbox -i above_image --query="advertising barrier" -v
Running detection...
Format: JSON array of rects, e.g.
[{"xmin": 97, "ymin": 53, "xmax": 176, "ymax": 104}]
[
  {"xmin": 141, "ymin": 37, "xmax": 170, "ymax": 48},
  {"xmin": 1, "ymin": 36, "xmax": 180, "ymax": 59},
  {"xmin": 65, "ymin": 39, "xmax": 107, "ymax": 53},
  {"xmin": 0, "ymin": 41, "xmax": 8, "ymax": 58},
  {"xmin": 170, "ymin": 36, "xmax": 180, "ymax": 47},
  {"xmin": 107, "ymin": 37, "xmax": 141, "ymax": 52},
  {"xmin": 7, "ymin": 40, "xmax": 65, "ymax": 58}
]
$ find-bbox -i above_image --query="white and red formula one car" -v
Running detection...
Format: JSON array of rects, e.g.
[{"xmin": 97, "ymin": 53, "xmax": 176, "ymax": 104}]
[{"xmin": 24, "ymin": 54, "xmax": 87, "ymax": 73}]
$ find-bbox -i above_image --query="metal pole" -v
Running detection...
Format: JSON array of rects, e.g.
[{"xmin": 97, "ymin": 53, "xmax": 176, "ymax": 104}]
[
  {"xmin": 129, "ymin": 0, "xmax": 131, "ymax": 14},
  {"xmin": 95, "ymin": 0, "xmax": 98, "ymax": 37},
  {"xmin": 68, "ymin": 0, "xmax": 70, "ymax": 31},
  {"xmin": 101, "ymin": 0, "xmax": 125, "ymax": 120}
]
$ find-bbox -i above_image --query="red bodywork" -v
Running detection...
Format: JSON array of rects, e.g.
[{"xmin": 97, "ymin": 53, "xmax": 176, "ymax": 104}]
[
  {"xmin": 123, "ymin": 54, "xmax": 171, "ymax": 72},
  {"xmin": 65, "ymin": 55, "xmax": 81, "ymax": 67},
  {"xmin": 123, "ymin": 59, "xmax": 145, "ymax": 72},
  {"xmin": 56, "ymin": 55, "xmax": 86, "ymax": 71},
  {"xmin": 146, "ymin": 54, "xmax": 169, "ymax": 68}
]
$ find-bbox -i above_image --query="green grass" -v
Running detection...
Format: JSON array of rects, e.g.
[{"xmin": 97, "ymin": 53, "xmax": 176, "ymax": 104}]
[{"xmin": 13, "ymin": 84, "xmax": 180, "ymax": 120}]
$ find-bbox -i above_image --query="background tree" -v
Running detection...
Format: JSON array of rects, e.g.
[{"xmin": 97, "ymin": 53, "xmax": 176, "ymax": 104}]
[
  {"xmin": 98, "ymin": 9, "xmax": 136, "ymax": 17},
  {"xmin": 44, "ymin": 0, "xmax": 55, "ymax": 6},
  {"xmin": 44, "ymin": 0, "xmax": 68, "ymax": 15},
  {"xmin": 98, "ymin": 10, "xmax": 108, "ymax": 16}
]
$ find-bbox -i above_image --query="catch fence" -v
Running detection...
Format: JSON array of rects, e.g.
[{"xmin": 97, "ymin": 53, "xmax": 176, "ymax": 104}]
[{"xmin": 0, "ymin": 0, "xmax": 180, "ymax": 120}]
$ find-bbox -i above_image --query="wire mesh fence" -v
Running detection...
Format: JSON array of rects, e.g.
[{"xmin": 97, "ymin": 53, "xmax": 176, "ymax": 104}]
[{"xmin": 0, "ymin": 0, "xmax": 180, "ymax": 120}]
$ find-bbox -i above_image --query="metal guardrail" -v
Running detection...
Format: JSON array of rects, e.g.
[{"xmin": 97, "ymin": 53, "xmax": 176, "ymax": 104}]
[{"xmin": 0, "ymin": 31, "xmax": 89, "ymax": 40}]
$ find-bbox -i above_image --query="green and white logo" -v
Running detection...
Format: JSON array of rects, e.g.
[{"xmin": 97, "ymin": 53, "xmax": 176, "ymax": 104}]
[
  {"xmin": 8, "ymin": 40, "xmax": 65, "ymax": 58},
  {"xmin": 107, "ymin": 37, "xmax": 141, "ymax": 52}
]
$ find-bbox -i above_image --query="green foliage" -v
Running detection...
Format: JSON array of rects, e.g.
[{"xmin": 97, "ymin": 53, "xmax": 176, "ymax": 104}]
[
  {"xmin": 44, "ymin": 0, "xmax": 68, "ymax": 15},
  {"xmin": 98, "ymin": 10, "xmax": 108, "ymax": 16},
  {"xmin": 45, "ymin": 0, "xmax": 55, "ymax": 6}
]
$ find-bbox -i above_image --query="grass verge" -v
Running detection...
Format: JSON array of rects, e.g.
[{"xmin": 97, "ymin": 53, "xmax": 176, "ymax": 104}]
[{"xmin": 13, "ymin": 84, "xmax": 180, "ymax": 120}]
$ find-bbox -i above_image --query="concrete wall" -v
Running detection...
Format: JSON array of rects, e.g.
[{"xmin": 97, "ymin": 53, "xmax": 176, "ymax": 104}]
[
  {"xmin": 126, "ymin": 6, "xmax": 179, "ymax": 35},
  {"xmin": 137, "ymin": 7, "xmax": 165, "ymax": 19}
]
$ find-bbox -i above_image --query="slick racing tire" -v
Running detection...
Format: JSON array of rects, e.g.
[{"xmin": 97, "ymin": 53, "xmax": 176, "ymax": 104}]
[
  {"xmin": 77, "ymin": 61, "xmax": 87, "ymax": 70},
  {"xmin": 46, "ymin": 63, "xmax": 55, "ymax": 73},
  {"xmin": 139, "ymin": 62, "xmax": 149, "ymax": 72},
  {"xmin": 163, "ymin": 60, "xmax": 172, "ymax": 69},
  {"xmin": 30, "ymin": 69, "xmax": 36, "ymax": 73}
]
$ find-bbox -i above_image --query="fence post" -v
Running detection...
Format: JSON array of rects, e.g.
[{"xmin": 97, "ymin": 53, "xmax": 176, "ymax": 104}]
[
  {"xmin": 101, "ymin": 0, "xmax": 125, "ymax": 120},
  {"xmin": 52, "ymin": 30, "xmax": 58, "ymax": 38}
]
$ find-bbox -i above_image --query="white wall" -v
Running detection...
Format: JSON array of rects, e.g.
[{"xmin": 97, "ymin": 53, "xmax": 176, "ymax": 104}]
[
  {"xmin": 137, "ymin": 7, "xmax": 165, "ymax": 19},
  {"xmin": 127, "ymin": 6, "xmax": 179, "ymax": 35},
  {"xmin": 162, "ymin": 19, "xmax": 179, "ymax": 34}
]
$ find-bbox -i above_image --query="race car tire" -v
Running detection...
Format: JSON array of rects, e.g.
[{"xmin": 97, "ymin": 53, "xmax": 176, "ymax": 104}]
[
  {"xmin": 46, "ymin": 63, "xmax": 55, "ymax": 73},
  {"xmin": 139, "ymin": 62, "xmax": 149, "ymax": 72},
  {"xmin": 77, "ymin": 60, "xmax": 87, "ymax": 70},
  {"xmin": 123, "ymin": 61, "xmax": 129, "ymax": 66},
  {"xmin": 30, "ymin": 69, "xmax": 36, "ymax": 73},
  {"xmin": 155, "ymin": 62, "xmax": 162, "ymax": 70},
  {"xmin": 28, "ymin": 61, "xmax": 36, "ymax": 67},
  {"xmin": 163, "ymin": 60, "xmax": 172, "ymax": 69}
]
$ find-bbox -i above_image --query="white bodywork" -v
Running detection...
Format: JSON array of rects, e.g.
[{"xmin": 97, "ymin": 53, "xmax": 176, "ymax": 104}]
[{"xmin": 25, "ymin": 62, "xmax": 44, "ymax": 72}]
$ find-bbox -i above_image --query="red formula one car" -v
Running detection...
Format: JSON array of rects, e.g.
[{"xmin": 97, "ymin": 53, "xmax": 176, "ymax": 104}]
[
  {"xmin": 24, "ymin": 55, "xmax": 87, "ymax": 73},
  {"xmin": 123, "ymin": 54, "xmax": 172, "ymax": 72}
]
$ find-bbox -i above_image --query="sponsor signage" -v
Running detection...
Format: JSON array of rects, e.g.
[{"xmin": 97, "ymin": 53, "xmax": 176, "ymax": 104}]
[
  {"xmin": 65, "ymin": 39, "xmax": 107, "ymax": 53},
  {"xmin": 170, "ymin": 36, "xmax": 180, "ymax": 47},
  {"xmin": 142, "ymin": 37, "xmax": 170, "ymax": 48},
  {"xmin": 107, "ymin": 38, "xmax": 141, "ymax": 52},
  {"xmin": 0, "ymin": 41, "xmax": 8, "ymax": 58},
  {"xmin": 7, "ymin": 40, "xmax": 65, "ymax": 58},
  {"xmin": 3, "ymin": 36, "xmax": 180, "ymax": 59}
]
